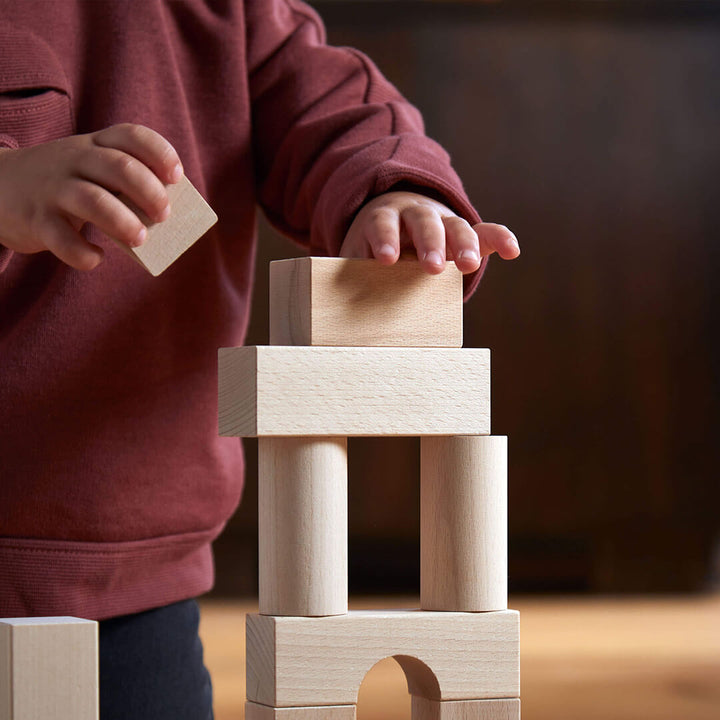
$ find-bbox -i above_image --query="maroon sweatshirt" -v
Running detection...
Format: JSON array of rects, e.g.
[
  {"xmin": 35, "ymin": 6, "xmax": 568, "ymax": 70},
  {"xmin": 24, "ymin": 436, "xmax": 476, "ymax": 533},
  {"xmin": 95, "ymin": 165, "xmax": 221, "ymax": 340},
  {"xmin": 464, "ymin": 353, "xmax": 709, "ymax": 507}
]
[{"xmin": 0, "ymin": 0, "xmax": 483, "ymax": 620}]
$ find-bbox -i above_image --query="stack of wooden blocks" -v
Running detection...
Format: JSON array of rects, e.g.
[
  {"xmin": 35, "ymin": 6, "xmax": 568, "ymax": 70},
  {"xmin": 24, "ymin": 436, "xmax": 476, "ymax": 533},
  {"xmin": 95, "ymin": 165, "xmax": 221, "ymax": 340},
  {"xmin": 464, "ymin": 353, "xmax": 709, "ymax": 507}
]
[{"xmin": 218, "ymin": 257, "xmax": 521, "ymax": 720}]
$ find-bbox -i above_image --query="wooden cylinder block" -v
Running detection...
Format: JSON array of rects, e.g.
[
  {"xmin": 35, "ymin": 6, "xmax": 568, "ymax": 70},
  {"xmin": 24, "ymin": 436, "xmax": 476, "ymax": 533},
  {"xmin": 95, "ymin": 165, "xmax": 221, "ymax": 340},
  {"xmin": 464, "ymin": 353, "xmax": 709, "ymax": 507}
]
[
  {"xmin": 259, "ymin": 437, "xmax": 348, "ymax": 617},
  {"xmin": 421, "ymin": 436, "xmax": 508, "ymax": 612}
]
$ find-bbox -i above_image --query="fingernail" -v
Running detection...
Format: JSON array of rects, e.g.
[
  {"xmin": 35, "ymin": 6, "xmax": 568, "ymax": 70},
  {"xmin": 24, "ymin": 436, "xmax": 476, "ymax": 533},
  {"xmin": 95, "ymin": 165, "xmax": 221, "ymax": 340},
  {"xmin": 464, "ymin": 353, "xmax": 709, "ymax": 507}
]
[
  {"xmin": 459, "ymin": 249, "xmax": 480, "ymax": 265},
  {"xmin": 135, "ymin": 227, "xmax": 147, "ymax": 246},
  {"xmin": 424, "ymin": 250, "xmax": 443, "ymax": 267},
  {"xmin": 378, "ymin": 243, "xmax": 396, "ymax": 259},
  {"xmin": 170, "ymin": 163, "xmax": 183, "ymax": 183},
  {"xmin": 158, "ymin": 204, "xmax": 171, "ymax": 222}
]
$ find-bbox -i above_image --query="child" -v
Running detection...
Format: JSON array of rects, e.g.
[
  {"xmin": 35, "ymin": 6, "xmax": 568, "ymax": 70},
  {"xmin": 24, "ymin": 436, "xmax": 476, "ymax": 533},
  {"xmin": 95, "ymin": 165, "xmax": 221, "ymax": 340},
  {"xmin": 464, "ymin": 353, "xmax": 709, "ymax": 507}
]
[{"xmin": 0, "ymin": 1, "xmax": 519, "ymax": 718}]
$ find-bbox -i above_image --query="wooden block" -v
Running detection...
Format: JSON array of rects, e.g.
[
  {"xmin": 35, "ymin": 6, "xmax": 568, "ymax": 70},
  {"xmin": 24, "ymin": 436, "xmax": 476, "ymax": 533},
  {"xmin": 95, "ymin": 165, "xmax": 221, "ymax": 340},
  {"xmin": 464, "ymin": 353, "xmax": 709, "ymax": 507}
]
[
  {"xmin": 115, "ymin": 174, "xmax": 217, "ymax": 276},
  {"xmin": 245, "ymin": 702, "xmax": 355, "ymax": 720},
  {"xmin": 269, "ymin": 258, "xmax": 463, "ymax": 347},
  {"xmin": 412, "ymin": 698, "xmax": 520, "ymax": 720},
  {"xmin": 259, "ymin": 437, "xmax": 348, "ymax": 617},
  {"xmin": 218, "ymin": 347, "xmax": 490, "ymax": 437},
  {"xmin": 0, "ymin": 617, "xmax": 98, "ymax": 720},
  {"xmin": 246, "ymin": 610, "xmax": 519, "ymax": 707},
  {"xmin": 421, "ymin": 436, "xmax": 508, "ymax": 612}
]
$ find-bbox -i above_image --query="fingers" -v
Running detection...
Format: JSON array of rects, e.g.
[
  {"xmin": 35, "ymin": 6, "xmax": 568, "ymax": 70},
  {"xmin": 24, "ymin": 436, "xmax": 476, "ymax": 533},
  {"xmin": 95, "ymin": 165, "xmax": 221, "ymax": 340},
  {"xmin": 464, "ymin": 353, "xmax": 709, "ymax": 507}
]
[
  {"xmin": 473, "ymin": 222, "xmax": 521, "ymax": 260},
  {"xmin": 348, "ymin": 206, "xmax": 401, "ymax": 264},
  {"xmin": 93, "ymin": 124, "xmax": 182, "ymax": 186},
  {"xmin": 401, "ymin": 205, "xmax": 447, "ymax": 274},
  {"xmin": 442, "ymin": 216, "xmax": 481, "ymax": 273},
  {"xmin": 341, "ymin": 191, "xmax": 520, "ymax": 275},
  {"xmin": 42, "ymin": 215, "xmax": 105, "ymax": 271},
  {"xmin": 76, "ymin": 145, "xmax": 171, "ymax": 224},
  {"xmin": 57, "ymin": 179, "xmax": 148, "ymax": 249}
]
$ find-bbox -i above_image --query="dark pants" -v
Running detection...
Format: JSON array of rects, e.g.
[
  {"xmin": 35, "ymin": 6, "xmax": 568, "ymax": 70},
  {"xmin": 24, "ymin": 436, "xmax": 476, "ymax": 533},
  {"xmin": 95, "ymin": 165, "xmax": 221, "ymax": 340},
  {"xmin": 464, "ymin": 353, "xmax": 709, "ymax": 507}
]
[{"xmin": 99, "ymin": 599, "xmax": 214, "ymax": 720}]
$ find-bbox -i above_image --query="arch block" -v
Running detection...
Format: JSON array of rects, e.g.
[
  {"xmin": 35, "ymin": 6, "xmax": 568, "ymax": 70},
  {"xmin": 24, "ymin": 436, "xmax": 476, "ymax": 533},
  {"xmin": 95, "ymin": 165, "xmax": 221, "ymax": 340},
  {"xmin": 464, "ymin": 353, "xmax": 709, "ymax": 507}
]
[{"xmin": 246, "ymin": 610, "xmax": 519, "ymax": 708}]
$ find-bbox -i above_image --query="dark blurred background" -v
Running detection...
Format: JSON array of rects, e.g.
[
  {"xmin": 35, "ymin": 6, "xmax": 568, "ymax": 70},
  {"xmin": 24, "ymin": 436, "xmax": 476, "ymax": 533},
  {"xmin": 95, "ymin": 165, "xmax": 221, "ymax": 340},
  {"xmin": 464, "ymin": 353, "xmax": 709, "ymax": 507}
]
[{"xmin": 210, "ymin": 0, "xmax": 720, "ymax": 598}]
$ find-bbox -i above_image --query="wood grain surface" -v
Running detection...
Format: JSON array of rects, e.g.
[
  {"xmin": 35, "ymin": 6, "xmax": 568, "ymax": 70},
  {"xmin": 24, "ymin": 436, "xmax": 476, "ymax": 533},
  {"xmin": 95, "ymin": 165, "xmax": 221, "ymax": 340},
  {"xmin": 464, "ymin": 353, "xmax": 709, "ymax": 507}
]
[
  {"xmin": 199, "ymin": 595, "xmax": 720, "ymax": 720},
  {"xmin": 218, "ymin": 347, "xmax": 490, "ymax": 437}
]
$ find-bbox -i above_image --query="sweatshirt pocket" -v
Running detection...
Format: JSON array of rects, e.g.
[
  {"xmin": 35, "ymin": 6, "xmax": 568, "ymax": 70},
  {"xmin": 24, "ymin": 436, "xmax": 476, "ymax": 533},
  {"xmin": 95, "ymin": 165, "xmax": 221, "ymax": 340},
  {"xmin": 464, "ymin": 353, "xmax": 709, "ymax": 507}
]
[{"xmin": 0, "ymin": 27, "xmax": 74, "ymax": 147}]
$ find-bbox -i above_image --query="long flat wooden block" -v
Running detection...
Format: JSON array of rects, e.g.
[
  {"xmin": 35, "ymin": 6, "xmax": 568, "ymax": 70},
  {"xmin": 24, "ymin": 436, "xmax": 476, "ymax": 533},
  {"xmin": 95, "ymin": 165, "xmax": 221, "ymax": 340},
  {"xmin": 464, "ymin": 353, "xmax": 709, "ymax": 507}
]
[
  {"xmin": 218, "ymin": 347, "xmax": 490, "ymax": 437},
  {"xmin": 116, "ymin": 174, "xmax": 217, "ymax": 276},
  {"xmin": 259, "ymin": 437, "xmax": 348, "ymax": 617},
  {"xmin": 412, "ymin": 698, "xmax": 520, "ymax": 720},
  {"xmin": 245, "ymin": 702, "xmax": 356, "ymax": 720},
  {"xmin": 0, "ymin": 617, "xmax": 98, "ymax": 720},
  {"xmin": 269, "ymin": 258, "xmax": 463, "ymax": 347},
  {"xmin": 421, "ymin": 436, "xmax": 508, "ymax": 612},
  {"xmin": 246, "ymin": 610, "xmax": 519, "ymax": 707}
]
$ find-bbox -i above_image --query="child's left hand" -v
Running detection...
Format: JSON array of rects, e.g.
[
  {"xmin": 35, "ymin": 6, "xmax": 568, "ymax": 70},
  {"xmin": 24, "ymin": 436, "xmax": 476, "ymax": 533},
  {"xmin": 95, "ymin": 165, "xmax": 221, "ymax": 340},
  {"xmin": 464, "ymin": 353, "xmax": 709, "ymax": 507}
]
[{"xmin": 340, "ymin": 190, "xmax": 520, "ymax": 274}]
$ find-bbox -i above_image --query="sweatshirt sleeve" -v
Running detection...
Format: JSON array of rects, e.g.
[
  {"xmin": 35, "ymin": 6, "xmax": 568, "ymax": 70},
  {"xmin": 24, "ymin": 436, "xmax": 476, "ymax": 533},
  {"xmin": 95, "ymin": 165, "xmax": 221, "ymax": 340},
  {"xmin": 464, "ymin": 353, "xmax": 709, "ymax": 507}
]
[
  {"xmin": 0, "ymin": 135, "xmax": 19, "ymax": 273},
  {"xmin": 246, "ymin": 0, "xmax": 487, "ymax": 296},
  {"xmin": 0, "ymin": 26, "xmax": 75, "ymax": 275}
]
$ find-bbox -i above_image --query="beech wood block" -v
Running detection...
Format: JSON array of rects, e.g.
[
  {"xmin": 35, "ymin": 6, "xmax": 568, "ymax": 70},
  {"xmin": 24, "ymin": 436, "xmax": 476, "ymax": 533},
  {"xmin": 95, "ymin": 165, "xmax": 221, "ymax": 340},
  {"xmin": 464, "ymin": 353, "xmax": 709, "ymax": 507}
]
[
  {"xmin": 218, "ymin": 347, "xmax": 490, "ymax": 437},
  {"xmin": 421, "ymin": 436, "xmax": 508, "ymax": 612},
  {"xmin": 269, "ymin": 257, "xmax": 463, "ymax": 347},
  {"xmin": 0, "ymin": 617, "xmax": 98, "ymax": 720},
  {"xmin": 412, "ymin": 698, "xmax": 520, "ymax": 720},
  {"xmin": 259, "ymin": 437, "xmax": 348, "ymax": 617},
  {"xmin": 245, "ymin": 702, "xmax": 356, "ymax": 720},
  {"xmin": 246, "ymin": 610, "xmax": 519, "ymax": 707},
  {"xmin": 116, "ymin": 174, "xmax": 217, "ymax": 276}
]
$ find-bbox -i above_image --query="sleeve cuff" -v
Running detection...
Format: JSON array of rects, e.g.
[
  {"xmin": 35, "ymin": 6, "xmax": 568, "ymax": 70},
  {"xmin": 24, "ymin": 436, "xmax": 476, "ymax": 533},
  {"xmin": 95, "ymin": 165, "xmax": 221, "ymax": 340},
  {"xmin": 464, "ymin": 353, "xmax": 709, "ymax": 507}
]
[{"xmin": 0, "ymin": 134, "xmax": 19, "ymax": 149}]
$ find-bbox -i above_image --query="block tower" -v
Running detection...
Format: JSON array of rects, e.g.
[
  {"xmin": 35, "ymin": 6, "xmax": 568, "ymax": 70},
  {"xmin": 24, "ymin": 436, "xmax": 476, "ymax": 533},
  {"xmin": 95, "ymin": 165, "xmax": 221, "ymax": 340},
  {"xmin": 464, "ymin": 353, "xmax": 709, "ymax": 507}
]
[{"xmin": 218, "ymin": 257, "xmax": 520, "ymax": 720}]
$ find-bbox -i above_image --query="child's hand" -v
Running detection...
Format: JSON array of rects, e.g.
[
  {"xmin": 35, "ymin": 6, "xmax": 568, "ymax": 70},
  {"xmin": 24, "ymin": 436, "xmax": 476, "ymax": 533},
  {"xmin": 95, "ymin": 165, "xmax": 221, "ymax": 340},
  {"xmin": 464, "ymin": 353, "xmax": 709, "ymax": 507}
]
[
  {"xmin": 340, "ymin": 190, "xmax": 520, "ymax": 274},
  {"xmin": 0, "ymin": 124, "xmax": 183, "ymax": 270}
]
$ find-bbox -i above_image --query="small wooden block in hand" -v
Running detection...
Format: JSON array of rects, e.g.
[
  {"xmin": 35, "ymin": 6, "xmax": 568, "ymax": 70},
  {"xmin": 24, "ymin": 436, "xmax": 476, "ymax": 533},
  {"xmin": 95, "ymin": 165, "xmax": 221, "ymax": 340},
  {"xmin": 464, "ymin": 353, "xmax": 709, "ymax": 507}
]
[{"xmin": 117, "ymin": 174, "xmax": 217, "ymax": 276}]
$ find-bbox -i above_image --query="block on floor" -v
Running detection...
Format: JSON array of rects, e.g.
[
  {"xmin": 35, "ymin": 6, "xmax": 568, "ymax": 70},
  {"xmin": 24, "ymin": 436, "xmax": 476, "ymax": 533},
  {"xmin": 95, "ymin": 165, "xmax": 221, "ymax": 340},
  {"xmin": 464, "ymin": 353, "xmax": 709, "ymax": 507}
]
[
  {"xmin": 412, "ymin": 698, "xmax": 520, "ymax": 720},
  {"xmin": 245, "ymin": 702, "xmax": 356, "ymax": 720},
  {"xmin": 0, "ymin": 617, "xmax": 98, "ymax": 720}
]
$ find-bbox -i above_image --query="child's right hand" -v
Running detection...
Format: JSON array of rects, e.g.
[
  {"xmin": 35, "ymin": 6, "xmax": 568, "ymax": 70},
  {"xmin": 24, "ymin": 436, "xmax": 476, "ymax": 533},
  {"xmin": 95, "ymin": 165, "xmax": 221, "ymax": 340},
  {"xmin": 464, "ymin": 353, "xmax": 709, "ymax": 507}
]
[{"xmin": 0, "ymin": 124, "xmax": 183, "ymax": 270}]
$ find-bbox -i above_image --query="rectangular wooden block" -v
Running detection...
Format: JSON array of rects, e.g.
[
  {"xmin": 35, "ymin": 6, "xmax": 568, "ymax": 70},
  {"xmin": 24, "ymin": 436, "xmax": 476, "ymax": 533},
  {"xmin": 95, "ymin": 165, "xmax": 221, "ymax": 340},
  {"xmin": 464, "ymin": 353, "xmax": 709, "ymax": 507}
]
[
  {"xmin": 246, "ymin": 610, "xmax": 519, "ymax": 707},
  {"xmin": 245, "ymin": 702, "xmax": 356, "ymax": 720},
  {"xmin": 269, "ymin": 258, "xmax": 463, "ymax": 347},
  {"xmin": 116, "ymin": 174, "xmax": 217, "ymax": 276},
  {"xmin": 412, "ymin": 698, "xmax": 520, "ymax": 720},
  {"xmin": 0, "ymin": 617, "xmax": 98, "ymax": 720},
  {"xmin": 218, "ymin": 346, "xmax": 490, "ymax": 437}
]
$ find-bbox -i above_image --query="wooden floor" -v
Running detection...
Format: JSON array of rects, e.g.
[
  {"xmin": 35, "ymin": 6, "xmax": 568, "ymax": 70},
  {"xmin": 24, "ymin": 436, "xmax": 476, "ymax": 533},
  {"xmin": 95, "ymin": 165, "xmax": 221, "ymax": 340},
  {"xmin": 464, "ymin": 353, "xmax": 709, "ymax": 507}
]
[{"xmin": 198, "ymin": 594, "xmax": 720, "ymax": 720}]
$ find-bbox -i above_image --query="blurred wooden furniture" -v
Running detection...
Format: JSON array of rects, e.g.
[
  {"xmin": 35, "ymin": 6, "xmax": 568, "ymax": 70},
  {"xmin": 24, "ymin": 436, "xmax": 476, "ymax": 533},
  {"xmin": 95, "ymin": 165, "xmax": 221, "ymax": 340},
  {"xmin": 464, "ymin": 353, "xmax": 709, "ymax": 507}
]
[{"xmin": 213, "ymin": 0, "xmax": 720, "ymax": 597}]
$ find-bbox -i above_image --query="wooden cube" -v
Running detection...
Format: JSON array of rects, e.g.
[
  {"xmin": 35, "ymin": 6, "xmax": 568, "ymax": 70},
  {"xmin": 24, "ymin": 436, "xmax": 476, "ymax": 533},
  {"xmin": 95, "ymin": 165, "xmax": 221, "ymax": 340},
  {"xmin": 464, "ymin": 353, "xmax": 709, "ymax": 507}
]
[
  {"xmin": 0, "ymin": 617, "xmax": 98, "ymax": 720},
  {"xmin": 116, "ymin": 174, "xmax": 217, "ymax": 276}
]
